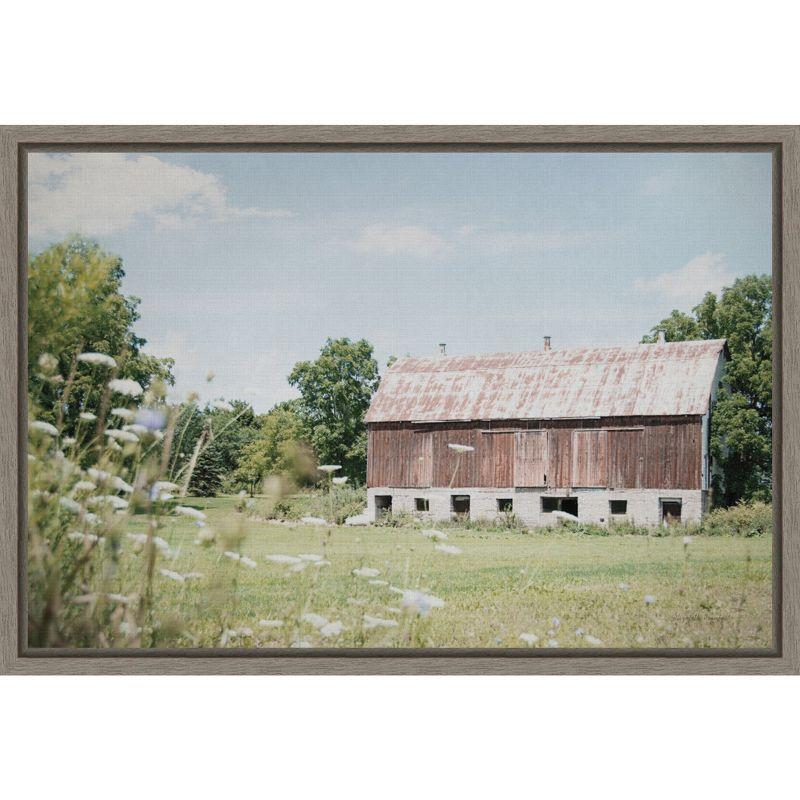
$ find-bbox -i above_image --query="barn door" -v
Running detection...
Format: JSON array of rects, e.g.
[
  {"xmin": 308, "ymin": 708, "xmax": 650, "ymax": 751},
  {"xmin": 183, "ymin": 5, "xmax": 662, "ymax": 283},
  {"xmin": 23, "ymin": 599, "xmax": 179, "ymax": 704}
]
[
  {"xmin": 607, "ymin": 428, "xmax": 643, "ymax": 489},
  {"xmin": 571, "ymin": 430, "xmax": 608, "ymax": 488},
  {"xmin": 410, "ymin": 431, "xmax": 433, "ymax": 487},
  {"xmin": 514, "ymin": 430, "xmax": 548, "ymax": 487}
]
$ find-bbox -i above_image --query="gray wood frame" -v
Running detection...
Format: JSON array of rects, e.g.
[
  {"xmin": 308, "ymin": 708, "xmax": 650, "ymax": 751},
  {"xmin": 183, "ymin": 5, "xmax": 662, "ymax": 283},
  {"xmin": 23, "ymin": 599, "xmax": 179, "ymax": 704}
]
[{"xmin": 1, "ymin": 125, "xmax": 797, "ymax": 675}]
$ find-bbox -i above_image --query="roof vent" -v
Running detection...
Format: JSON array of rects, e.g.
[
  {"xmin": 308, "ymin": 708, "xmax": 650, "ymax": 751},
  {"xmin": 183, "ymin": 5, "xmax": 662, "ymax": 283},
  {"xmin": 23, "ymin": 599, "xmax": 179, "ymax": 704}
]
[
  {"xmin": 438, "ymin": 343, "xmax": 447, "ymax": 356},
  {"xmin": 543, "ymin": 336, "xmax": 552, "ymax": 351},
  {"xmin": 656, "ymin": 329, "xmax": 666, "ymax": 344}
]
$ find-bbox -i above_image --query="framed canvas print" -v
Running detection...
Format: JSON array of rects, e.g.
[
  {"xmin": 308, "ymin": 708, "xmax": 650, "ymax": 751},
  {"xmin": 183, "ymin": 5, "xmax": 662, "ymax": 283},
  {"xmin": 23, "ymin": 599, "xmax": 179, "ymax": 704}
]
[{"xmin": 0, "ymin": 126, "xmax": 797, "ymax": 674}]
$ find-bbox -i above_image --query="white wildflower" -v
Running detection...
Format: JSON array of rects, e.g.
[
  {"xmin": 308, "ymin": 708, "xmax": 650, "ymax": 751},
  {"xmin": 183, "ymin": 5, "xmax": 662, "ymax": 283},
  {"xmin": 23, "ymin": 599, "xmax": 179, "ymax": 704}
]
[
  {"xmin": 210, "ymin": 400, "xmax": 234, "ymax": 412},
  {"xmin": 174, "ymin": 506, "xmax": 206, "ymax": 521},
  {"xmin": 317, "ymin": 464, "xmax": 341, "ymax": 473},
  {"xmin": 421, "ymin": 529, "xmax": 448, "ymax": 541},
  {"xmin": 644, "ymin": 594, "xmax": 656, "ymax": 605},
  {"xmin": 194, "ymin": 527, "xmax": 216, "ymax": 545},
  {"xmin": 111, "ymin": 407, "xmax": 135, "ymax": 422},
  {"xmin": 87, "ymin": 467, "xmax": 112, "ymax": 483},
  {"xmin": 319, "ymin": 621, "xmax": 345, "ymax": 638},
  {"xmin": 546, "ymin": 639, "xmax": 559, "ymax": 648},
  {"xmin": 29, "ymin": 420, "xmax": 58, "ymax": 437},
  {"xmin": 519, "ymin": 633, "xmax": 539, "ymax": 645},
  {"xmin": 38, "ymin": 353, "xmax": 58, "ymax": 373},
  {"xmin": 289, "ymin": 562, "xmax": 309, "ymax": 573},
  {"xmin": 72, "ymin": 480, "xmax": 96, "ymax": 493},
  {"xmin": 223, "ymin": 551, "xmax": 241, "ymax": 562},
  {"xmin": 122, "ymin": 423, "xmax": 149, "ymax": 436},
  {"xmin": 239, "ymin": 627, "xmax": 253, "ymax": 637},
  {"xmin": 300, "ymin": 516, "xmax": 328, "ymax": 526},
  {"xmin": 77, "ymin": 352, "xmax": 117, "ymax": 368},
  {"xmin": 107, "ymin": 378, "xmax": 143, "ymax": 398},
  {"xmin": 301, "ymin": 613, "xmax": 329, "ymax": 629},
  {"xmin": 27, "ymin": 453, "xmax": 36, "ymax": 462},
  {"xmin": 107, "ymin": 593, "xmax": 130, "ymax": 604},
  {"xmin": 435, "ymin": 543, "xmax": 462, "ymax": 555},
  {"xmin": 79, "ymin": 411, "xmax": 97, "ymax": 422},
  {"xmin": 88, "ymin": 495, "xmax": 128, "ymax": 510},
  {"xmin": 67, "ymin": 531, "xmax": 100, "ymax": 544},
  {"xmin": 618, "ymin": 582, "xmax": 630, "ymax": 591},
  {"xmin": 110, "ymin": 476, "xmax": 134, "ymax": 493},
  {"xmin": 107, "ymin": 440, "xmax": 123, "ymax": 452},
  {"xmin": 353, "ymin": 567, "xmax": 380, "ymax": 578},
  {"xmin": 265, "ymin": 554, "xmax": 302, "ymax": 565},
  {"xmin": 390, "ymin": 587, "xmax": 445, "ymax": 616},
  {"xmin": 683, "ymin": 535, "xmax": 692, "ymax": 546},
  {"xmin": 290, "ymin": 637, "xmax": 313, "ymax": 648},
  {"xmin": 105, "ymin": 428, "xmax": 139, "ymax": 444},
  {"xmin": 258, "ymin": 619, "xmax": 284, "ymax": 628},
  {"xmin": 62, "ymin": 437, "xmax": 76, "ymax": 446},
  {"xmin": 584, "ymin": 635, "xmax": 603, "ymax": 646},
  {"xmin": 59, "ymin": 497, "xmax": 82, "ymax": 514},
  {"xmin": 84, "ymin": 512, "xmax": 102, "ymax": 527},
  {"xmin": 332, "ymin": 476, "xmax": 348, "ymax": 485},
  {"xmin": 183, "ymin": 572, "xmax": 203, "ymax": 579},
  {"xmin": 387, "ymin": 607, "xmax": 402, "ymax": 614},
  {"xmin": 240, "ymin": 556, "xmax": 257, "ymax": 568},
  {"xmin": 363, "ymin": 614, "xmax": 399, "ymax": 630},
  {"xmin": 298, "ymin": 553, "xmax": 324, "ymax": 562},
  {"xmin": 368, "ymin": 579, "xmax": 389, "ymax": 586},
  {"xmin": 159, "ymin": 569, "xmax": 185, "ymax": 583}
]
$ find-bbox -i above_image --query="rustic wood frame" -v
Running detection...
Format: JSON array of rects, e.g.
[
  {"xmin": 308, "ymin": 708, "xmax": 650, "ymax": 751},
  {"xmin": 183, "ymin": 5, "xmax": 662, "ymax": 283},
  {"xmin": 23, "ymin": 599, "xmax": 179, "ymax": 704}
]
[{"xmin": 1, "ymin": 125, "xmax": 797, "ymax": 675}]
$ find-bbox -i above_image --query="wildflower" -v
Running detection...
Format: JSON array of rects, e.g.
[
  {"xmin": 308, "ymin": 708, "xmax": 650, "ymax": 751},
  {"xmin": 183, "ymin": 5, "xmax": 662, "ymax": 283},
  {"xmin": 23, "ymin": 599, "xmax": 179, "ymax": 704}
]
[
  {"xmin": 194, "ymin": 528, "xmax": 216, "ymax": 546},
  {"xmin": 298, "ymin": 554, "xmax": 324, "ymax": 562},
  {"xmin": 159, "ymin": 569, "xmax": 185, "ymax": 583},
  {"xmin": 347, "ymin": 598, "xmax": 368, "ymax": 606},
  {"xmin": 84, "ymin": 512, "xmax": 101, "ymax": 527},
  {"xmin": 111, "ymin": 407, "xmax": 135, "ymax": 422},
  {"xmin": 289, "ymin": 562, "xmax": 309, "ymax": 573},
  {"xmin": 174, "ymin": 506, "xmax": 206, "ymax": 521},
  {"xmin": 546, "ymin": 639, "xmax": 559, "ymax": 648},
  {"xmin": 353, "ymin": 567, "xmax": 380, "ymax": 578},
  {"xmin": 119, "ymin": 621, "xmax": 141, "ymax": 636},
  {"xmin": 447, "ymin": 443, "xmax": 475, "ymax": 453},
  {"xmin": 319, "ymin": 621, "xmax": 345, "ymax": 638},
  {"xmin": 644, "ymin": 595, "xmax": 656, "ymax": 605},
  {"xmin": 88, "ymin": 495, "xmax": 129, "ymax": 510},
  {"xmin": 151, "ymin": 430, "xmax": 164, "ymax": 442},
  {"xmin": 290, "ymin": 637, "xmax": 313, "ymax": 648},
  {"xmin": 332, "ymin": 476, "xmax": 348, "ymax": 485},
  {"xmin": 683, "ymin": 535, "xmax": 692, "ymax": 546},
  {"xmin": 87, "ymin": 467, "xmax": 112, "ymax": 483},
  {"xmin": 107, "ymin": 440, "xmax": 123, "ymax": 452},
  {"xmin": 368, "ymin": 579, "xmax": 389, "ymax": 586},
  {"xmin": 135, "ymin": 408, "xmax": 166, "ymax": 430},
  {"xmin": 107, "ymin": 378, "xmax": 143, "ymax": 398},
  {"xmin": 618, "ymin": 582, "xmax": 630, "ymax": 591},
  {"xmin": 223, "ymin": 551, "xmax": 241, "ymax": 562},
  {"xmin": 519, "ymin": 633, "xmax": 539, "ymax": 645},
  {"xmin": 27, "ymin": 454, "xmax": 36, "ymax": 462},
  {"xmin": 390, "ymin": 587, "xmax": 445, "ymax": 616},
  {"xmin": 72, "ymin": 480, "xmax": 96, "ymax": 493},
  {"xmin": 312, "ymin": 560, "xmax": 331, "ymax": 567},
  {"xmin": 300, "ymin": 515, "xmax": 329, "ymax": 526},
  {"xmin": 105, "ymin": 428, "xmax": 139, "ymax": 444},
  {"xmin": 110, "ymin": 476, "xmax": 134, "ymax": 493},
  {"xmin": 387, "ymin": 607, "xmax": 402, "ymax": 614},
  {"xmin": 421, "ymin": 529, "xmax": 447, "ymax": 541},
  {"xmin": 318, "ymin": 464, "xmax": 341, "ymax": 473},
  {"xmin": 240, "ymin": 556, "xmax": 257, "ymax": 568},
  {"xmin": 258, "ymin": 619, "xmax": 284, "ymax": 628},
  {"xmin": 363, "ymin": 614, "xmax": 399, "ymax": 630},
  {"xmin": 219, "ymin": 629, "xmax": 239, "ymax": 646},
  {"xmin": 551, "ymin": 617, "xmax": 560, "ymax": 628},
  {"xmin": 62, "ymin": 437, "xmax": 76, "ymax": 446},
  {"xmin": 183, "ymin": 572, "xmax": 203, "ymax": 579},
  {"xmin": 59, "ymin": 497, "xmax": 82, "ymax": 514},
  {"xmin": 67, "ymin": 531, "xmax": 100, "ymax": 544},
  {"xmin": 435, "ymin": 544, "xmax": 462, "ymax": 555},
  {"xmin": 123, "ymin": 423, "xmax": 149, "ymax": 436},
  {"xmin": 79, "ymin": 411, "xmax": 97, "ymax": 422},
  {"xmin": 265, "ymin": 554, "xmax": 302, "ymax": 565},
  {"xmin": 211, "ymin": 400, "xmax": 234, "ymax": 412},
  {"xmin": 29, "ymin": 420, "xmax": 58, "ymax": 437},
  {"xmin": 584, "ymin": 635, "xmax": 603, "ymax": 646},
  {"xmin": 37, "ymin": 353, "xmax": 58, "ymax": 373},
  {"xmin": 301, "ymin": 613, "xmax": 329, "ymax": 629},
  {"xmin": 77, "ymin": 352, "xmax": 117, "ymax": 368}
]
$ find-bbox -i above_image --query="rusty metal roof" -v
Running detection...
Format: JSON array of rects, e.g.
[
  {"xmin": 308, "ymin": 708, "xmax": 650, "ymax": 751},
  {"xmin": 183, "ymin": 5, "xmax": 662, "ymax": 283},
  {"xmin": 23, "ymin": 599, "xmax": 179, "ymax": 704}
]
[{"xmin": 365, "ymin": 340, "xmax": 727, "ymax": 423}]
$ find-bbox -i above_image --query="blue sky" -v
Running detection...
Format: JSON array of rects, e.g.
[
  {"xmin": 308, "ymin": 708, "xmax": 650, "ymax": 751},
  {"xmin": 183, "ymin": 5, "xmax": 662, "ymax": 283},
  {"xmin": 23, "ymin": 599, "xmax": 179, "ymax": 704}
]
[{"xmin": 28, "ymin": 150, "xmax": 772, "ymax": 412}]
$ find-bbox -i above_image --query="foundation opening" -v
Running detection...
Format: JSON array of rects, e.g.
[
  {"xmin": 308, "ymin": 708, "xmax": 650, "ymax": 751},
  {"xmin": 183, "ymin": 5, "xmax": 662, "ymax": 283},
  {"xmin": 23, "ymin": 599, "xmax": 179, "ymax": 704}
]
[
  {"xmin": 451, "ymin": 494, "xmax": 470, "ymax": 518},
  {"xmin": 497, "ymin": 498, "xmax": 513, "ymax": 513},
  {"xmin": 375, "ymin": 495, "xmax": 392, "ymax": 517},
  {"xmin": 609, "ymin": 499, "xmax": 628, "ymax": 515},
  {"xmin": 541, "ymin": 496, "xmax": 579, "ymax": 516},
  {"xmin": 661, "ymin": 498, "xmax": 682, "ymax": 526},
  {"xmin": 415, "ymin": 497, "xmax": 429, "ymax": 512}
]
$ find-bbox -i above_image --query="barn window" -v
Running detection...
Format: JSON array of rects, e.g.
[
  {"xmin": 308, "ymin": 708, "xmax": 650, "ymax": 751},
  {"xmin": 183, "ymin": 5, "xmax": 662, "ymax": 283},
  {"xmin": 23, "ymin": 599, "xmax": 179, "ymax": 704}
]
[
  {"xmin": 660, "ymin": 498, "xmax": 682, "ymax": 526},
  {"xmin": 451, "ymin": 495, "xmax": 470, "ymax": 518},
  {"xmin": 375, "ymin": 495, "xmax": 392, "ymax": 516},
  {"xmin": 415, "ymin": 497, "xmax": 429, "ymax": 512},
  {"xmin": 541, "ymin": 496, "xmax": 579, "ymax": 516},
  {"xmin": 497, "ymin": 498, "xmax": 513, "ymax": 513},
  {"xmin": 609, "ymin": 500, "xmax": 628, "ymax": 515}
]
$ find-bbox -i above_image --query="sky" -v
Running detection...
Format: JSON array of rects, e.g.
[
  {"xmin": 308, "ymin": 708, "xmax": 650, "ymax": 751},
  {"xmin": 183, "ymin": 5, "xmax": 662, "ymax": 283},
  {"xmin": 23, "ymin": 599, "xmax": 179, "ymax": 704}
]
[{"xmin": 27, "ymin": 150, "xmax": 773, "ymax": 412}]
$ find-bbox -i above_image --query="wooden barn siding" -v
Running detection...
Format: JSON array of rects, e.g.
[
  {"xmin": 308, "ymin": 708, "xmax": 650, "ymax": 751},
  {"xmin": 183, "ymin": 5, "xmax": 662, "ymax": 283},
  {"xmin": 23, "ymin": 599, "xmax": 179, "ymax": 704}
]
[{"xmin": 367, "ymin": 416, "xmax": 702, "ymax": 490}]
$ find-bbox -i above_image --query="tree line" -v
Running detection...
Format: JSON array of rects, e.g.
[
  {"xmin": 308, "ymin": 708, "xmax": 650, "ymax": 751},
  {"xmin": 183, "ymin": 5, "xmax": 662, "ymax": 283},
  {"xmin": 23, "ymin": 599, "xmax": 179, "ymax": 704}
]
[{"xmin": 28, "ymin": 237, "xmax": 771, "ymax": 505}]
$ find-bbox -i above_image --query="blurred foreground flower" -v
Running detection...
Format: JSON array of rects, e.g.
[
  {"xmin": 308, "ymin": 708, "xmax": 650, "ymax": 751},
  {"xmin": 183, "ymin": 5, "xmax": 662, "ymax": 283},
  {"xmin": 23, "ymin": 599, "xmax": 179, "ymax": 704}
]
[
  {"xmin": 77, "ymin": 352, "xmax": 117, "ymax": 368},
  {"xmin": 107, "ymin": 378, "xmax": 143, "ymax": 398}
]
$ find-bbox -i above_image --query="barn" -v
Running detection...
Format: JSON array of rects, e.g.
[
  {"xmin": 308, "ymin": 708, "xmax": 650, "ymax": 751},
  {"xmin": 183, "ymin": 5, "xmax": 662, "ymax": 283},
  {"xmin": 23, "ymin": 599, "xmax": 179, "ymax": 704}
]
[{"xmin": 364, "ymin": 337, "xmax": 728, "ymax": 527}]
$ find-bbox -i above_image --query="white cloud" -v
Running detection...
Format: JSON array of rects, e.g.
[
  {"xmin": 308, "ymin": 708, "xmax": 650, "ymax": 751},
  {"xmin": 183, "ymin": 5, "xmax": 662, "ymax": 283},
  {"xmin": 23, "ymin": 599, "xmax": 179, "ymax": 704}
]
[
  {"xmin": 28, "ymin": 153, "xmax": 292, "ymax": 238},
  {"xmin": 634, "ymin": 252, "xmax": 736, "ymax": 303},
  {"xmin": 349, "ymin": 223, "xmax": 453, "ymax": 258}
]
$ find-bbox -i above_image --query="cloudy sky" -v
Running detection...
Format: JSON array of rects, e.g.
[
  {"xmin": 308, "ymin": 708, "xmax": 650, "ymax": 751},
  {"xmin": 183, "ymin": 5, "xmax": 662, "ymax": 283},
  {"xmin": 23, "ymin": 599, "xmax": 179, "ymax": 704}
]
[{"xmin": 28, "ymin": 150, "xmax": 772, "ymax": 412}]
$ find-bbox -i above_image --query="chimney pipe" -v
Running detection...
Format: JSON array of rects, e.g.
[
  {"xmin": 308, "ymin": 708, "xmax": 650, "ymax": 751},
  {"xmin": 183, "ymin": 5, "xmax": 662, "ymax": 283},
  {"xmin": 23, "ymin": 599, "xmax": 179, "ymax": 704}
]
[
  {"xmin": 656, "ymin": 329, "xmax": 666, "ymax": 344},
  {"xmin": 438, "ymin": 342, "xmax": 447, "ymax": 356},
  {"xmin": 543, "ymin": 336, "xmax": 551, "ymax": 351}
]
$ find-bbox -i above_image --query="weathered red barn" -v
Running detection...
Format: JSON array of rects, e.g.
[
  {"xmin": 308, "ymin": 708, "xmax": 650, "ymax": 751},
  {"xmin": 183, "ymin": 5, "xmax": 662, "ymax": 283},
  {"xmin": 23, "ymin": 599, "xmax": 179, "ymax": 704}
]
[{"xmin": 364, "ymin": 337, "xmax": 727, "ymax": 526}]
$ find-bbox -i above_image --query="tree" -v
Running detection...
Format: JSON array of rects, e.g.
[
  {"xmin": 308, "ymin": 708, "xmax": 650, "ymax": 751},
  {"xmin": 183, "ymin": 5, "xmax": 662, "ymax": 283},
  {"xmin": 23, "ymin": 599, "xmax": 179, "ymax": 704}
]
[
  {"xmin": 642, "ymin": 274, "xmax": 772, "ymax": 505},
  {"xmin": 28, "ymin": 237, "xmax": 174, "ymax": 433},
  {"xmin": 232, "ymin": 401, "xmax": 314, "ymax": 493},
  {"xmin": 288, "ymin": 338, "xmax": 380, "ymax": 481}
]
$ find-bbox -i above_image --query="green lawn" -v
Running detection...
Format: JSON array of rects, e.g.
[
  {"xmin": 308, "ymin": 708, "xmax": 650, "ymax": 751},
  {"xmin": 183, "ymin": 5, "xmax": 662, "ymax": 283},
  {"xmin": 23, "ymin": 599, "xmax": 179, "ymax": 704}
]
[{"xmin": 115, "ymin": 495, "xmax": 773, "ymax": 649}]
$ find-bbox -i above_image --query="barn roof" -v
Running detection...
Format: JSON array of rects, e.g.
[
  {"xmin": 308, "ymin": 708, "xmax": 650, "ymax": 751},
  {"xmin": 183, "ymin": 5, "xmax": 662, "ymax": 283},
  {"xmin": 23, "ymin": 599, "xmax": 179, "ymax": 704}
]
[{"xmin": 365, "ymin": 340, "xmax": 727, "ymax": 423}]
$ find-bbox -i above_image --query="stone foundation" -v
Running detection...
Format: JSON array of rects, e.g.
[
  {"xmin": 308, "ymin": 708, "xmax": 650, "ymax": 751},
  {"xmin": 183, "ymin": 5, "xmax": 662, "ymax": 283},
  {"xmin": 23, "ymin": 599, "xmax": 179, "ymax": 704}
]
[{"xmin": 366, "ymin": 486, "xmax": 707, "ymax": 528}]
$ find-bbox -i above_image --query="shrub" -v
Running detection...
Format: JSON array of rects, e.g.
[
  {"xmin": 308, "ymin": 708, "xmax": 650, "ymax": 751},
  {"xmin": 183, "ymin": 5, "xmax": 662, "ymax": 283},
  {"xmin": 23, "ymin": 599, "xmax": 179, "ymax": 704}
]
[{"xmin": 699, "ymin": 501, "xmax": 773, "ymax": 537}]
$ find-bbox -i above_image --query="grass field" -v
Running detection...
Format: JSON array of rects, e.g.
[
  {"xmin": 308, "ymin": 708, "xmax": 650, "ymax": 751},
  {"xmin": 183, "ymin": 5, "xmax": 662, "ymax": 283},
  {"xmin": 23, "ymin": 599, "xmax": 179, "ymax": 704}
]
[{"xmin": 108, "ymin": 494, "xmax": 773, "ymax": 650}]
